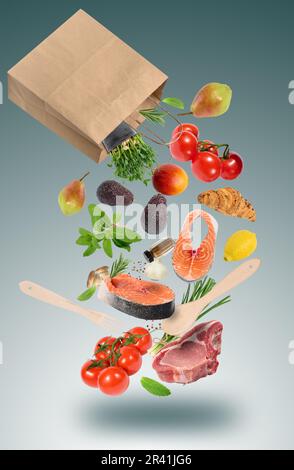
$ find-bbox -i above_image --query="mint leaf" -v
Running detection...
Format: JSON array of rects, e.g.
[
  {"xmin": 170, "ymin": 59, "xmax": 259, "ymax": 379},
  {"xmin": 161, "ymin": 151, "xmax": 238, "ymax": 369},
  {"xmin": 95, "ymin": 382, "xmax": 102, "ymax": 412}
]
[
  {"xmin": 140, "ymin": 377, "xmax": 171, "ymax": 397},
  {"xmin": 78, "ymin": 228, "xmax": 92, "ymax": 238},
  {"xmin": 89, "ymin": 204, "xmax": 105, "ymax": 226},
  {"xmin": 113, "ymin": 238, "xmax": 131, "ymax": 251},
  {"xmin": 76, "ymin": 235, "xmax": 91, "ymax": 246},
  {"xmin": 83, "ymin": 245, "xmax": 97, "ymax": 257},
  {"xmin": 162, "ymin": 97, "xmax": 185, "ymax": 109},
  {"xmin": 77, "ymin": 286, "xmax": 96, "ymax": 301},
  {"xmin": 103, "ymin": 238, "xmax": 113, "ymax": 258},
  {"xmin": 113, "ymin": 212, "xmax": 122, "ymax": 224}
]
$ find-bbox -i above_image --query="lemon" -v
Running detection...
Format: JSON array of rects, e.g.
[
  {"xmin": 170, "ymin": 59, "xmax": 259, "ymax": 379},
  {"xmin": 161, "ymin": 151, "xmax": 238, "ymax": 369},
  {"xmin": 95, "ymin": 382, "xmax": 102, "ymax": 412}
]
[{"xmin": 224, "ymin": 230, "xmax": 257, "ymax": 262}]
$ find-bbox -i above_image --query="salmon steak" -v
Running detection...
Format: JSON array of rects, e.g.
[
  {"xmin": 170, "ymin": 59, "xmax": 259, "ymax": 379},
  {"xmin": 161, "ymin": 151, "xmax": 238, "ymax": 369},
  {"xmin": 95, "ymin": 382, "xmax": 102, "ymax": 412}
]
[
  {"xmin": 98, "ymin": 273, "xmax": 175, "ymax": 320},
  {"xmin": 172, "ymin": 209, "xmax": 218, "ymax": 281}
]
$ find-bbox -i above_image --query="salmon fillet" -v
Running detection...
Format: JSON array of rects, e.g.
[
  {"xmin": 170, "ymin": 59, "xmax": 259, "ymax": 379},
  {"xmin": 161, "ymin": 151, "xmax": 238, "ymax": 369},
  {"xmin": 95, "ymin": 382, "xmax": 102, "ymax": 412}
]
[
  {"xmin": 98, "ymin": 273, "xmax": 175, "ymax": 320},
  {"xmin": 172, "ymin": 209, "xmax": 218, "ymax": 281}
]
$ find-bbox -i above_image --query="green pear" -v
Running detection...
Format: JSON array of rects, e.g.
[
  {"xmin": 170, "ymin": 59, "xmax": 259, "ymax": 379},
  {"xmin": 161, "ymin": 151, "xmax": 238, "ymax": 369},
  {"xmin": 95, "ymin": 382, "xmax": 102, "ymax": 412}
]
[
  {"xmin": 58, "ymin": 172, "xmax": 89, "ymax": 216},
  {"xmin": 190, "ymin": 82, "xmax": 232, "ymax": 118}
]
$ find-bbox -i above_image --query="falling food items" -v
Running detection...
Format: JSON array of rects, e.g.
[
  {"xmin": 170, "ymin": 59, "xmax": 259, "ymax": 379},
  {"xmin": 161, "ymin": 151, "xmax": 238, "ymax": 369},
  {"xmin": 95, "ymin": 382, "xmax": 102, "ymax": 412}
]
[
  {"xmin": 98, "ymin": 273, "xmax": 175, "ymax": 320},
  {"xmin": 152, "ymin": 321, "xmax": 223, "ymax": 384},
  {"xmin": 96, "ymin": 180, "xmax": 134, "ymax": 206},
  {"xmin": 58, "ymin": 172, "xmax": 89, "ymax": 216},
  {"xmin": 189, "ymin": 82, "xmax": 232, "ymax": 118},
  {"xmin": 224, "ymin": 230, "xmax": 257, "ymax": 262},
  {"xmin": 81, "ymin": 328, "xmax": 153, "ymax": 396},
  {"xmin": 152, "ymin": 164, "xmax": 189, "ymax": 196},
  {"xmin": 145, "ymin": 259, "xmax": 168, "ymax": 281},
  {"xmin": 141, "ymin": 194, "xmax": 167, "ymax": 235},
  {"xmin": 172, "ymin": 209, "xmax": 218, "ymax": 281},
  {"xmin": 198, "ymin": 187, "xmax": 256, "ymax": 222},
  {"xmin": 144, "ymin": 238, "xmax": 175, "ymax": 263},
  {"xmin": 143, "ymin": 238, "xmax": 175, "ymax": 281},
  {"xmin": 11, "ymin": 7, "xmax": 259, "ymax": 397}
]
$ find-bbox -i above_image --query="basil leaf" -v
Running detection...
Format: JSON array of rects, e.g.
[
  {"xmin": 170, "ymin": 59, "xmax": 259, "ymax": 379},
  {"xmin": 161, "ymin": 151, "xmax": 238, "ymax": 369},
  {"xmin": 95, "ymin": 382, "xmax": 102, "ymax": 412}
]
[
  {"xmin": 83, "ymin": 245, "xmax": 97, "ymax": 257},
  {"xmin": 140, "ymin": 377, "xmax": 171, "ymax": 397},
  {"xmin": 162, "ymin": 97, "xmax": 185, "ymax": 109},
  {"xmin": 77, "ymin": 286, "xmax": 96, "ymax": 301},
  {"xmin": 103, "ymin": 238, "xmax": 113, "ymax": 258}
]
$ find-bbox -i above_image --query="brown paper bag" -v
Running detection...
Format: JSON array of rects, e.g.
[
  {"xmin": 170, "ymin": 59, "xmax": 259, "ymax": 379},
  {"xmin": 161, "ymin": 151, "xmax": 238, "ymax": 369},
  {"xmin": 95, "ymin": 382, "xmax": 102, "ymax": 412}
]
[{"xmin": 8, "ymin": 9, "xmax": 168, "ymax": 163}]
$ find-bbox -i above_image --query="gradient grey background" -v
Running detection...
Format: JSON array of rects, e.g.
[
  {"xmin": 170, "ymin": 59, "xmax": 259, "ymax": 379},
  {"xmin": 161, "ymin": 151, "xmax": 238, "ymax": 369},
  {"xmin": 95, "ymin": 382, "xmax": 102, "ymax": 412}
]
[{"xmin": 0, "ymin": 0, "xmax": 293, "ymax": 450}]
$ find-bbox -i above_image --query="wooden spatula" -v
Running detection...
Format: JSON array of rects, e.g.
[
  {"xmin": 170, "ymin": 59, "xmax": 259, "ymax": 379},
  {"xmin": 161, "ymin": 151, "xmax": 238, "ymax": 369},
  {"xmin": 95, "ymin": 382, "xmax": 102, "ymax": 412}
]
[
  {"xmin": 19, "ymin": 281, "xmax": 125, "ymax": 334},
  {"xmin": 162, "ymin": 258, "xmax": 261, "ymax": 336}
]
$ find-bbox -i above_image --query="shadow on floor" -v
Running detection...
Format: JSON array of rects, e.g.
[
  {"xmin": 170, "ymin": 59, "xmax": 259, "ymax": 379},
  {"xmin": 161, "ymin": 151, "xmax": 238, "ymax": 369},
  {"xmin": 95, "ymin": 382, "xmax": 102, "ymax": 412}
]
[{"xmin": 74, "ymin": 392, "xmax": 242, "ymax": 435}]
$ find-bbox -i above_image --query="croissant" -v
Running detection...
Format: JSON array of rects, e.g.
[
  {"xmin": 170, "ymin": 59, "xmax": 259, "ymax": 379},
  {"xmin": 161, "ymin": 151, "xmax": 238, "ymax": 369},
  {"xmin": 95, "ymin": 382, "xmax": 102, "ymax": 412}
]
[{"xmin": 197, "ymin": 187, "xmax": 256, "ymax": 222}]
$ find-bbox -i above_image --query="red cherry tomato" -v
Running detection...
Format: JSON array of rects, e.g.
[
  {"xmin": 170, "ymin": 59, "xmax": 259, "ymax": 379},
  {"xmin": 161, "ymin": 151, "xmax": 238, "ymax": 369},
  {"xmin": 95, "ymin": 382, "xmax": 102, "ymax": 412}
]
[
  {"xmin": 117, "ymin": 345, "xmax": 142, "ymax": 376},
  {"xmin": 221, "ymin": 152, "xmax": 243, "ymax": 180},
  {"xmin": 198, "ymin": 140, "xmax": 218, "ymax": 156},
  {"xmin": 94, "ymin": 336, "xmax": 119, "ymax": 355},
  {"xmin": 124, "ymin": 327, "xmax": 152, "ymax": 355},
  {"xmin": 169, "ymin": 123, "xmax": 199, "ymax": 162},
  {"xmin": 94, "ymin": 350, "xmax": 110, "ymax": 366},
  {"xmin": 171, "ymin": 123, "xmax": 199, "ymax": 140},
  {"xmin": 98, "ymin": 366, "xmax": 129, "ymax": 396},
  {"xmin": 81, "ymin": 360, "xmax": 103, "ymax": 388},
  {"xmin": 191, "ymin": 151, "xmax": 221, "ymax": 182}
]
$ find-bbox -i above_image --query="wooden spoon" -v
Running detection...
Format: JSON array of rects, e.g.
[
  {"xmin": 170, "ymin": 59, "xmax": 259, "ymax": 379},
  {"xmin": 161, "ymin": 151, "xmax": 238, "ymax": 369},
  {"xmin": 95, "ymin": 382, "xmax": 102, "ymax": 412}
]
[
  {"xmin": 19, "ymin": 281, "xmax": 125, "ymax": 334},
  {"xmin": 162, "ymin": 258, "xmax": 261, "ymax": 336}
]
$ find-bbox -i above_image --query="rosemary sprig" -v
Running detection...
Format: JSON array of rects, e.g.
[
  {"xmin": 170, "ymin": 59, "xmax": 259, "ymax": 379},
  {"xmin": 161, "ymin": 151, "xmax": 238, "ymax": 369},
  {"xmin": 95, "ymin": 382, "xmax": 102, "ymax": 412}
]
[
  {"xmin": 150, "ymin": 277, "xmax": 231, "ymax": 356},
  {"xmin": 140, "ymin": 108, "xmax": 167, "ymax": 125},
  {"xmin": 140, "ymin": 97, "xmax": 185, "ymax": 126},
  {"xmin": 110, "ymin": 254, "xmax": 130, "ymax": 278}
]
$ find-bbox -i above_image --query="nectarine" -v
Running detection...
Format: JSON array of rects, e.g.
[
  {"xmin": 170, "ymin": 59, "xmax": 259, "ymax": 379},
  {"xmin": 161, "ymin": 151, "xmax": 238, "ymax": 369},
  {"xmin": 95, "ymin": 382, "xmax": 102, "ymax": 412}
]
[{"xmin": 152, "ymin": 164, "xmax": 189, "ymax": 196}]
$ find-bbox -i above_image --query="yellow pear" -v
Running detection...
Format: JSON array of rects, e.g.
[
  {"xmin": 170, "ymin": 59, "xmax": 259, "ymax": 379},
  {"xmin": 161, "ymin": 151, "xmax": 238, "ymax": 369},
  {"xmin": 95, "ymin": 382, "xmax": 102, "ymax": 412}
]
[{"xmin": 58, "ymin": 172, "xmax": 89, "ymax": 216}]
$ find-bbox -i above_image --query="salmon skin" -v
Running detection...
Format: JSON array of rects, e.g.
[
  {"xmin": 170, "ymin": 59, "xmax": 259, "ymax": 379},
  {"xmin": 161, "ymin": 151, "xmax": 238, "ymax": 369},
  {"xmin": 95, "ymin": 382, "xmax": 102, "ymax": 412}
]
[
  {"xmin": 172, "ymin": 209, "xmax": 218, "ymax": 281},
  {"xmin": 98, "ymin": 273, "xmax": 175, "ymax": 320}
]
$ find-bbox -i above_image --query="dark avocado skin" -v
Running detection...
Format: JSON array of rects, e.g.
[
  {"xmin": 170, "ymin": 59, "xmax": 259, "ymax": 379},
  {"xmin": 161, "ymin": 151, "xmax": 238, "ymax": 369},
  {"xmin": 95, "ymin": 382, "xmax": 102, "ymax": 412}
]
[
  {"xmin": 97, "ymin": 180, "xmax": 134, "ymax": 206},
  {"xmin": 141, "ymin": 194, "xmax": 167, "ymax": 234}
]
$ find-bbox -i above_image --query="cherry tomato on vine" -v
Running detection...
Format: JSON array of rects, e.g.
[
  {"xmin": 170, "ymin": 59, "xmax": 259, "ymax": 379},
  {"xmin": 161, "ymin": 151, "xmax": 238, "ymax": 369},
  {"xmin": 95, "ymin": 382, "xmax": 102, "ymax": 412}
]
[
  {"xmin": 169, "ymin": 123, "xmax": 199, "ymax": 162},
  {"xmin": 117, "ymin": 345, "xmax": 142, "ymax": 376},
  {"xmin": 221, "ymin": 152, "xmax": 243, "ymax": 180},
  {"xmin": 171, "ymin": 123, "xmax": 199, "ymax": 140},
  {"xmin": 81, "ymin": 360, "xmax": 103, "ymax": 388},
  {"xmin": 124, "ymin": 327, "xmax": 152, "ymax": 355},
  {"xmin": 191, "ymin": 151, "xmax": 221, "ymax": 182},
  {"xmin": 198, "ymin": 140, "xmax": 218, "ymax": 156},
  {"xmin": 94, "ymin": 350, "xmax": 110, "ymax": 366},
  {"xmin": 94, "ymin": 336, "xmax": 119, "ymax": 355},
  {"xmin": 98, "ymin": 366, "xmax": 129, "ymax": 396}
]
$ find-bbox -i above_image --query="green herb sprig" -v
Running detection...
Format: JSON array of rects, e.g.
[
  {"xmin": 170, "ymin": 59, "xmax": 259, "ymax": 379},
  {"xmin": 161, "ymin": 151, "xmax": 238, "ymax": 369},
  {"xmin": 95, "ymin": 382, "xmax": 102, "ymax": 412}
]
[
  {"xmin": 110, "ymin": 254, "xmax": 130, "ymax": 278},
  {"xmin": 140, "ymin": 96, "xmax": 185, "ymax": 126},
  {"xmin": 109, "ymin": 134, "xmax": 156, "ymax": 185},
  {"xmin": 150, "ymin": 277, "xmax": 231, "ymax": 356},
  {"xmin": 76, "ymin": 204, "xmax": 141, "ymax": 258}
]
